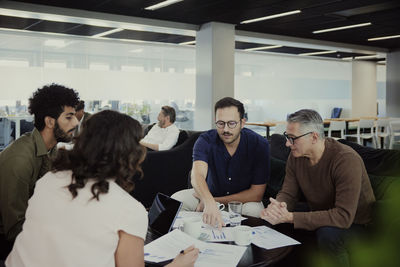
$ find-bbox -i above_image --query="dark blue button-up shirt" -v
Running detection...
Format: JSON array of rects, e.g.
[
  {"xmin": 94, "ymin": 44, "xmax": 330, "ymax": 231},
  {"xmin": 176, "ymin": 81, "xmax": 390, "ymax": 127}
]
[{"xmin": 193, "ymin": 128, "xmax": 270, "ymax": 197}]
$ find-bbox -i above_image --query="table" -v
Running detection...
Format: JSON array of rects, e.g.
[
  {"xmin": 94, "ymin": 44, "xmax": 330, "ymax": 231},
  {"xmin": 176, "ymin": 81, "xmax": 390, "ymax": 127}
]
[
  {"xmin": 145, "ymin": 216, "xmax": 293, "ymax": 267},
  {"xmin": 246, "ymin": 122, "xmax": 279, "ymax": 138},
  {"xmin": 247, "ymin": 117, "xmax": 380, "ymax": 138}
]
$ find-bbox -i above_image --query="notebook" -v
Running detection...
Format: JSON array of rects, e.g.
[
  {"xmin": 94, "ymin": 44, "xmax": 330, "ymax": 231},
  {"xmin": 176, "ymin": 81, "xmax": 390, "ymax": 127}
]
[{"xmin": 148, "ymin": 193, "xmax": 183, "ymax": 236}]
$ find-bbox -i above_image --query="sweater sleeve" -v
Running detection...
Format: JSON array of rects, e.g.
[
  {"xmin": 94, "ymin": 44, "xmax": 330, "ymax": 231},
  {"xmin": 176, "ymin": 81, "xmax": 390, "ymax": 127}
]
[
  {"xmin": 293, "ymin": 152, "xmax": 363, "ymax": 230},
  {"xmin": 276, "ymin": 154, "xmax": 301, "ymax": 211}
]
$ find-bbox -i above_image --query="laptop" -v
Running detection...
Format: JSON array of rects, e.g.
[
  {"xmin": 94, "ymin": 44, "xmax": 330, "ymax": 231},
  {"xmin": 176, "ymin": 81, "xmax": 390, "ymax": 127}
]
[{"xmin": 148, "ymin": 193, "xmax": 183, "ymax": 236}]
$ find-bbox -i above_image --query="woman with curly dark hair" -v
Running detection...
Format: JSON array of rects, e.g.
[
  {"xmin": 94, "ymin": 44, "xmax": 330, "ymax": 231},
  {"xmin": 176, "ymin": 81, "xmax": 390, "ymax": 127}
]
[{"xmin": 5, "ymin": 110, "xmax": 198, "ymax": 267}]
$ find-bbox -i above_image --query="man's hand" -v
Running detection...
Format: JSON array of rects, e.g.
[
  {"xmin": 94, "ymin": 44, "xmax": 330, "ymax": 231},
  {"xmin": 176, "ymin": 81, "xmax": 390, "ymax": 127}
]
[
  {"xmin": 260, "ymin": 198, "xmax": 293, "ymax": 225},
  {"xmin": 202, "ymin": 200, "xmax": 225, "ymax": 230}
]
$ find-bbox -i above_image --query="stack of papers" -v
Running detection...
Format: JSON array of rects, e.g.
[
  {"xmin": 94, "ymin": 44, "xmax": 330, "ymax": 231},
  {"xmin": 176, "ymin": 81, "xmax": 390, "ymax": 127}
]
[
  {"xmin": 171, "ymin": 211, "xmax": 300, "ymax": 247},
  {"xmin": 144, "ymin": 229, "xmax": 246, "ymax": 267}
]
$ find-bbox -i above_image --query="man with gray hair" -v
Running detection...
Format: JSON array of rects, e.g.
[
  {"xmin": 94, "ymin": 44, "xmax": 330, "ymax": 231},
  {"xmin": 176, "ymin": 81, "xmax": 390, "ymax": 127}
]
[{"xmin": 260, "ymin": 109, "xmax": 375, "ymax": 266}]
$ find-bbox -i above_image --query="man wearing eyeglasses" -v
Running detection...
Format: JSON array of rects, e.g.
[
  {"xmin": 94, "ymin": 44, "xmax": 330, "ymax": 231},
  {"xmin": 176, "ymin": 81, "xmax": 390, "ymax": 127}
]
[
  {"xmin": 260, "ymin": 109, "xmax": 375, "ymax": 267},
  {"xmin": 172, "ymin": 97, "xmax": 269, "ymax": 229}
]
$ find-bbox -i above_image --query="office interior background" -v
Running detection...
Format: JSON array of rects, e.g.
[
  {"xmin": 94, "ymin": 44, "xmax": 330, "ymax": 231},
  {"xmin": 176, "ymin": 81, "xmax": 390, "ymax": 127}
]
[{"xmin": 0, "ymin": 0, "xmax": 399, "ymax": 135}]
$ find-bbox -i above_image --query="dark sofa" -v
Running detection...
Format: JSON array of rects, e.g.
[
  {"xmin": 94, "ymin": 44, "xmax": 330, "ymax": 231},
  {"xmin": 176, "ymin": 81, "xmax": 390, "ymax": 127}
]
[{"xmin": 131, "ymin": 131, "xmax": 202, "ymax": 208}]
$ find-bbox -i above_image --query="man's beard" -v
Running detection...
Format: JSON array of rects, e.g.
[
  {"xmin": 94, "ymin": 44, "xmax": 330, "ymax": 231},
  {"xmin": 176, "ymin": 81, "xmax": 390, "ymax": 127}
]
[
  {"xmin": 219, "ymin": 131, "xmax": 240, "ymax": 145},
  {"xmin": 54, "ymin": 122, "xmax": 74, "ymax": 143},
  {"xmin": 158, "ymin": 119, "xmax": 165, "ymax": 127}
]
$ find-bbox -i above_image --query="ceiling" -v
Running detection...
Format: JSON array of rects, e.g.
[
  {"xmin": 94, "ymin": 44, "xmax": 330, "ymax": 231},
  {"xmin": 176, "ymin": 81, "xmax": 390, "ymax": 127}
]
[{"xmin": 0, "ymin": 0, "xmax": 399, "ymax": 60}]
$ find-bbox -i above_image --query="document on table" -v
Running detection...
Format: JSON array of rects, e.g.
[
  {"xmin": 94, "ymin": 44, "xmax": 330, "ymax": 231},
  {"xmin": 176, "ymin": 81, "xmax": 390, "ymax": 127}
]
[
  {"xmin": 201, "ymin": 225, "xmax": 234, "ymax": 242},
  {"xmin": 251, "ymin": 225, "xmax": 301, "ymax": 250},
  {"xmin": 144, "ymin": 229, "xmax": 246, "ymax": 267},
  {"xmin": 173, "ymin": 211, "xmax": 247, "ymax": 229}
]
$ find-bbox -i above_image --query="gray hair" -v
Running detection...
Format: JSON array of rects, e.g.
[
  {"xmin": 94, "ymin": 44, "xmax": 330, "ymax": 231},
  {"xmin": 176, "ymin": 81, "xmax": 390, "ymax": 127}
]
[{"xmin": 287, "ymin": 109, "xmax": 325, "ymax": 139}]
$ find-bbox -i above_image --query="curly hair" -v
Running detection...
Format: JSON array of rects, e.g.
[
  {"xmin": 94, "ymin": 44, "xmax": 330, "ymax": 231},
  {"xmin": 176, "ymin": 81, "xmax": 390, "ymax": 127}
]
[
  {"xmin": 28, "ymin": 83, "xmax": 80, "ymax": 131},
  {"xmin": 51, "ymin": 110, "xmax": 146, "ymax": 200}
]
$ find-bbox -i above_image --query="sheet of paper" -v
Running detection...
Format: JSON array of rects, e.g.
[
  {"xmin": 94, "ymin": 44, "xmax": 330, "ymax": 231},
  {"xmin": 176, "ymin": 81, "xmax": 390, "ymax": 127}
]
[
  {"xmin": 201, "ymin": 225, "xmax": 234, "ymax": 242},
  {"xmin": 144, "ymin": 229, "xmax": 246, "ymax": 267},
  {"xmin": 173, "ymin": 211, "xmax": 247, "ymax": 229},
  {"xmin": 251, "ymin": 225, "xmax": 301, "ymax": 250}
]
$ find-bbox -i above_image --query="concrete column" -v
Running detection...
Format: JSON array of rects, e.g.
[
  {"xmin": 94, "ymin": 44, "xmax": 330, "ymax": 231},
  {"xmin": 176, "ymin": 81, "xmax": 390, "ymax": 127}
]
[
  {"xmin": 386, "ymin": 50, "xmax": 400, "ymax": 117},
  {"xmin": 194, "ymin": 22, "xmax": 235, "ymax": 130},
  {"xmin": 351, "ymin": 61, "xmax": 377, "ymax": 117}
]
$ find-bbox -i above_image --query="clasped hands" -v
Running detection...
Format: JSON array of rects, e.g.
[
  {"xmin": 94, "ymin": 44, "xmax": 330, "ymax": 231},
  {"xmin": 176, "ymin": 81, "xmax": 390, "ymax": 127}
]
[{"xmin": 260, "ymin": 198, "xmax": 293, "ymax": 225}]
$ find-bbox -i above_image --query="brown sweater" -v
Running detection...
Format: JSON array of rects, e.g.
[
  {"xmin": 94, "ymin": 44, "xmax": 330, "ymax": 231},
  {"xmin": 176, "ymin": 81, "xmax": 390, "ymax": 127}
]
[{"xmin": 276, "ymin": 138, "xmax": 375, "ymax": 231}]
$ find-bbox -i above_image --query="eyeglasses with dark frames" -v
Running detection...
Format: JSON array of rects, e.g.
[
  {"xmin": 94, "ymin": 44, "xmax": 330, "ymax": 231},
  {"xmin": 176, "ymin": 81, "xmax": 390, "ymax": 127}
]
[
  {"xmin": 283, "ymin": 131, "xmax": 313, "ymax": 145},
  {"xmin": 215, "ymin": 120, "xmax": 240, "ymax": 129}
]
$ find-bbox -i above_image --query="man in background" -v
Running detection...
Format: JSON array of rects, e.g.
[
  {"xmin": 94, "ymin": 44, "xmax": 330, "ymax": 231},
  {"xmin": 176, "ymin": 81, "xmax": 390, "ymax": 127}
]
[
  {"xmin": 74, "ymin": 100, "xmax": 91, "ymax": 136},
  {"xmin": 0, "ymin": 83, "xmax": 80, "ymax": 259},
  {"xmin": 140, "ymin": 106, "xmax": 179, "ymax": 151}
]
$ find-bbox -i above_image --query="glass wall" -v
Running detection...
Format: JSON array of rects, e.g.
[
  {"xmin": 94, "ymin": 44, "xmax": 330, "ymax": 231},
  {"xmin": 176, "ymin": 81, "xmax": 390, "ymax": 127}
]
[
  {"xmin": 0, "ymin": 31, "xmax": 196, "ymax": 130},
  {"xmin": 235, "ymin": 51, "xmax": 386, "ymax": 123},
  {"xmin": 235, "ymin": 51, "xmax": 352, "ymax": 122}
]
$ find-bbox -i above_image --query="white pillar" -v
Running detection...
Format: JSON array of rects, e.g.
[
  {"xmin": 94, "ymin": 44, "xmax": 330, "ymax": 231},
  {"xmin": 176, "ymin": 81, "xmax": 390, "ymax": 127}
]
[
  {"xmin": 386, "ymin": 50, "xmax": 400, "ymax": 117},
  {"xmin": 194, "ymin": 22, "xmax": 235, "ymax": 130},
  {"xmin": 351, "ymin": 61, "xmax": 377, "ymax": 117}
]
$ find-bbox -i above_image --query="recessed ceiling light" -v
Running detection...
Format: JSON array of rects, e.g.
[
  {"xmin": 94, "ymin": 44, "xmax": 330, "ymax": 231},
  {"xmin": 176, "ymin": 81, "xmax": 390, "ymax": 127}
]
[
  {"xmin": 92, "ymin": 28, "xmax": 124, "ymax": 38},
  {"xmin": 313, "ymin": 22, "xmax": 371, "ymax": 34},
  {"xmin": 244, "ymin": 45, "xmax": 282, "ymax": 51},
  {"xmin": 240, "ymin": 10, "xmax": 301, "ymax": 24},
  {"xmin": 145, "ymin": 0, "xmax": 184, "ymax": 11},
  {"xmin": 179, "ymin": 40, "xmax": 196, "ymax": 45},
  {"xmin": 298, "ymin": 50, "xmax": 337, "ymax": 56},
  {"xmin": 368, "ymin": 34, "xmax": 400, "ymax": 41}
]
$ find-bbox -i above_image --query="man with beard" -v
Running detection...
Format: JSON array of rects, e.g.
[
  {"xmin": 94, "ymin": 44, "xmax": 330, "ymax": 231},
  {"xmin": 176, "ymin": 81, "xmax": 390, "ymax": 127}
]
[
  {"xmin": 0, "ymin": 83, "xmax": 79, "ymax": 259},
  {"xmin": 260, "ymin": 109, "xmax": 375, "ymax": 267},
  {"xmin": 140, "ymin": 105, "xmax": 180, "ymax": 151},
  {"xmin": 172, "ymin": 97, "xmax": 270, "ymax": 229}
]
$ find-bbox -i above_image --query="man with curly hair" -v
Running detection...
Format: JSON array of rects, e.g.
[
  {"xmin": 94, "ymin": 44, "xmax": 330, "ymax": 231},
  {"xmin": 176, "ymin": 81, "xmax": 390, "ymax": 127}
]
[{"xmin": 0, "ymin": 83, "xmax": 80, "ymax": 259}]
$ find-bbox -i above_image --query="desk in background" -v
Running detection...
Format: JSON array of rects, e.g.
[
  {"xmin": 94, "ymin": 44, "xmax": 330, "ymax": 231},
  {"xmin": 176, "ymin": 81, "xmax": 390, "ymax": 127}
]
[
  {"xmin": 0, "ymin": 116, "xmax": 33, "ymax": 149},
  {"xmin": 247, "ymin": 117, "xmax": 381, "ymax": 138}
]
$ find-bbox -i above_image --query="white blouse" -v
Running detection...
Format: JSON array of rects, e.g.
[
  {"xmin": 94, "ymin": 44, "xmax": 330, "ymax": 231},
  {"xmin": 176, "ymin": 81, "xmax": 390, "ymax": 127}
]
[{"xmin": 6, "ymin": 170, "xmax": 148, "ymax": 267}]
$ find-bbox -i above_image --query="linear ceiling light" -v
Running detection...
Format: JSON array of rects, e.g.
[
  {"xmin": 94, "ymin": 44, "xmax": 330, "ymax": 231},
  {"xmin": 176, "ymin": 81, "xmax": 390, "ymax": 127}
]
[
  {"xmin": 145, "ymin": 0, "xmax": 184, "ymax": 11},
  {"xmin": 0, "ymin": 7, "xmax": 196, "ymax": 36},
  {"xmin": 92, "ymin": 28, "xmax": 124, "ymax": 38},
  {"xmin": 299, "ymin": 50, "xmax": 337, "ymax": 56},
  {"xmin": 342, "ymin": 54, "xmax": 378, "ymax": 60},
  {"xmin": 179, "ymin": 40, "xmax": 196, "ymax": 45},
  {"xmin": 244, "ymin": 45, "xmax": 282, "ymax": 51},
  {"xmin": 313, "ymin": 22, "xmax": 371, "ymax": 34},
  {"xmin": 240, "ymin": 10, "xmax": 301, "ymax": 24},
  {"xmin": 368, "ymin": 34, "xmax": 400, "ymax": 41}
]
